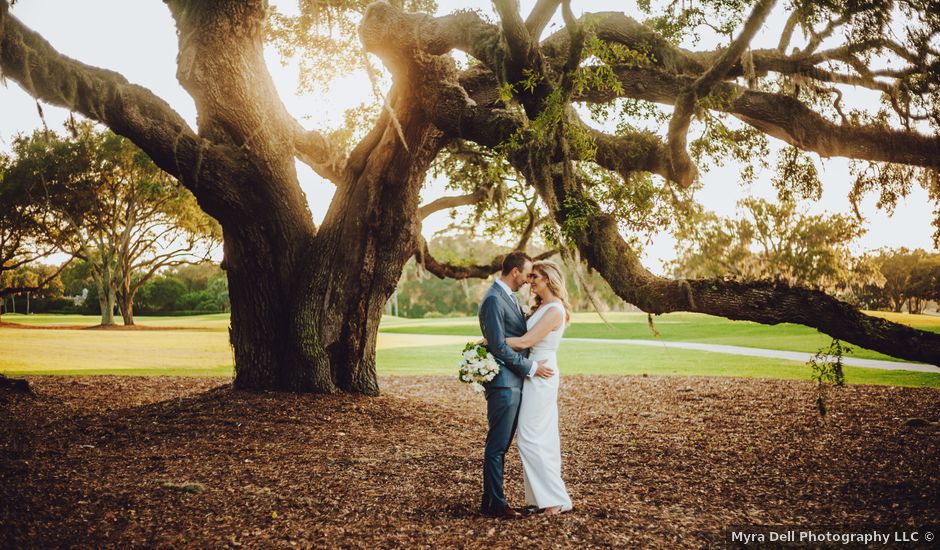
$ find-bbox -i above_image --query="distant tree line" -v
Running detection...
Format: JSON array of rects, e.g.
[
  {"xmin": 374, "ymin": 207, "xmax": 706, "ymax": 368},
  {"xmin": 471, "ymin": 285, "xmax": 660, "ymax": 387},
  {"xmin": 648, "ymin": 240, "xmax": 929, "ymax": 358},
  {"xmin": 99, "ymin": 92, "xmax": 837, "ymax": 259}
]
[
  {"xmin": 852, "ymin": 249, "xmax": 940, "ymax": 314},
  {"xmin": 670, "ymin": 199, "xmax": 940, "ymax": 314},
  {"xmin": 0, "ymin": 261, "xmax": 229, "ymax": 317}
]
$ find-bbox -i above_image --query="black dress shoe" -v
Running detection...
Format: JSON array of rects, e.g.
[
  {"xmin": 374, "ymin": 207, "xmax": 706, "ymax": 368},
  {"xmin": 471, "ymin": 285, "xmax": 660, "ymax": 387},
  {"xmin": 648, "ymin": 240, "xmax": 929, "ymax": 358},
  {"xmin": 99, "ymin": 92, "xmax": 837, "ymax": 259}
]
[{"xmin": 485, "ymin": 504, "xmax": 521, "ymax": 519}]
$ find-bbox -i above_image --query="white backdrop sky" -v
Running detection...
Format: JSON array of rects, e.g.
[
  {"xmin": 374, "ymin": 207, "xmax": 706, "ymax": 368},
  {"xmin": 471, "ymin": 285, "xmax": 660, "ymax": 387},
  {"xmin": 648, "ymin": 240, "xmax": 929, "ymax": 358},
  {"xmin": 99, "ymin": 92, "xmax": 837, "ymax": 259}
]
[{"xmin": 0, "ymin": 0, "xmax": 933, "ymax": 274}]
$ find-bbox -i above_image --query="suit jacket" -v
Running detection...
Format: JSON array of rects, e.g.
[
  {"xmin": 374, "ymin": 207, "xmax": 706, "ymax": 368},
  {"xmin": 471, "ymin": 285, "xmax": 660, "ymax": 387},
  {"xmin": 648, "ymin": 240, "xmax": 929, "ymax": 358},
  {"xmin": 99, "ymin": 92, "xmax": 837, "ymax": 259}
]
[{"xmin": 479, "ymin": 282, "xmax": 532, "ymax": 388}]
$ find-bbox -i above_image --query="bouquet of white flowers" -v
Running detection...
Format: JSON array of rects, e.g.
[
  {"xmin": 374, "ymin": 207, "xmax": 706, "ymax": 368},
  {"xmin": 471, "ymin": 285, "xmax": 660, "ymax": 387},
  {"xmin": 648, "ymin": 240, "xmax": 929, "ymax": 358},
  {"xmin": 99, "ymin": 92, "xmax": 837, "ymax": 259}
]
[{"xmin": 458, "ymin": 341, "xmax": 500, "ymax": 394}]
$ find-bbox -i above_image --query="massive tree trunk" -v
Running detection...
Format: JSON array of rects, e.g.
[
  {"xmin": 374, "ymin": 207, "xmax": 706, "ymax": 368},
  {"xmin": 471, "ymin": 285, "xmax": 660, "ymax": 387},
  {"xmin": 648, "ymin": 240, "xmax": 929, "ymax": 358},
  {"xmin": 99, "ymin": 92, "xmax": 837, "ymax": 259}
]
[
  {"xmin": 162, "ymin": 1, "xmax": 445, "ymax": 393},
  {"xmin": 165, "ymin": 1, "xmax": 331, "ymax": 392},
  {"xmin": 289, "ymin": 97, "xmax": 444, "ymax": 393}
]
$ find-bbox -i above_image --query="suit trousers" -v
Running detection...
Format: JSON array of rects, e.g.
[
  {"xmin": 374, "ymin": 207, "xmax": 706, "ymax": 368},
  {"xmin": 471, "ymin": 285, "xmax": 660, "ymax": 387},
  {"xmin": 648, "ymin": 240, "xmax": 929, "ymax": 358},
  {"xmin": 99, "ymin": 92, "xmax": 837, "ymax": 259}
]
[{"xmin": 481, "ymin": 385, "xmax": 522, "ymax": 512}]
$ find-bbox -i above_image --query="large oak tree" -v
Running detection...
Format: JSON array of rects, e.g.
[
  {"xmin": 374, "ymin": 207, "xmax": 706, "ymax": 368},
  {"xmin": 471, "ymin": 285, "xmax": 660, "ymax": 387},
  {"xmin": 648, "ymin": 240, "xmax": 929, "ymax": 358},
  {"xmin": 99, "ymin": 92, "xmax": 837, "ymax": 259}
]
[{"xmin": 2, "ymin": 0, "xmax": 938, "ymax": 393}]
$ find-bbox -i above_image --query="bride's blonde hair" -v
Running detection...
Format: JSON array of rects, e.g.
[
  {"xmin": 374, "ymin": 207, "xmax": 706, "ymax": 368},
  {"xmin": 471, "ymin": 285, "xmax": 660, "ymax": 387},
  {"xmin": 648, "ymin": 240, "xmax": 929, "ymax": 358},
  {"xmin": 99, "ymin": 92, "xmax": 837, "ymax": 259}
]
[{"xmin": 532, "ymin": 260, "xmax": 572, "ymax": 325}]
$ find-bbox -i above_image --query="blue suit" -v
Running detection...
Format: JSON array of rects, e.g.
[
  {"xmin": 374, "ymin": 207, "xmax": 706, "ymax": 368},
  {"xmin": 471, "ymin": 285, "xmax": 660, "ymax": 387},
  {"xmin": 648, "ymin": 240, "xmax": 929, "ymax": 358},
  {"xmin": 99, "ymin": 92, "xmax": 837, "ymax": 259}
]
[{"xmin": 478, "ymin": 282, "xmax": 533, "ymax": 513}]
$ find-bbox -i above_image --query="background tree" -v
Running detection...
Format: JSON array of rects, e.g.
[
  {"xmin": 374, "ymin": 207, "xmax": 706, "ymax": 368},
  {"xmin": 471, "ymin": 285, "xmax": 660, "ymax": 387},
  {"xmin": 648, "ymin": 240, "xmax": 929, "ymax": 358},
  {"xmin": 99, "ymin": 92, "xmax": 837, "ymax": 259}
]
[
  {"xmin": 135, "ymin": 263, "xmax": 230, "ymax": 314},
  {"xmin": 844, "ymin": 253, "xmax": 889, "ymax": 310},
  {"xmin": 2, "ymin": 123, "xmax": 222, "ymax": 325},
  {"xmin": 0, "ymin": 152, "xmax": 71, "ymax": 320},
  {"xmin": 906, "ymin": 255, "xmax": 940, "ymax": 314},
  {"xmin": 58, "ymin": 259, "xmax": 95, "ymax": 308},
  {"xmin": 671, "ymin": 197, "xmax": 866, "ymax": 291},
  {"xmin": 3, "ymin": 0, "xmax": 939, "ymax": 393},
  {"xmin": 871, "ymin": 248, "xmax": 940, "ymax": 313},
  {"xmin": 3, "ymin": 263, "xmax": 65, "ymax": 315}
]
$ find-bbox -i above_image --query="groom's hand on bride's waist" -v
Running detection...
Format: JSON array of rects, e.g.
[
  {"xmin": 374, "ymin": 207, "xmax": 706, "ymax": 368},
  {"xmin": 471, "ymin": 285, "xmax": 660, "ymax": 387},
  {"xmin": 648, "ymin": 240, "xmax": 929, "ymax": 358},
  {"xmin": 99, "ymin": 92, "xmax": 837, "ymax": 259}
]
[{"xmin": 534, "ymin": 360, "xmax": 555, "ymax": 379}]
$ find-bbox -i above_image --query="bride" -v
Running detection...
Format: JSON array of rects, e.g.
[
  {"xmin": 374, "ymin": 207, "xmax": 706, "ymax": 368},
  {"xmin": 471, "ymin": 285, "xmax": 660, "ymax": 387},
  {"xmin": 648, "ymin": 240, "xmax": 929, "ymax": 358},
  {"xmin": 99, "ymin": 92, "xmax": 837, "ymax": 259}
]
[{"xmin": 505, "ymin": 259, "xmax": 573, "ymax": 515}]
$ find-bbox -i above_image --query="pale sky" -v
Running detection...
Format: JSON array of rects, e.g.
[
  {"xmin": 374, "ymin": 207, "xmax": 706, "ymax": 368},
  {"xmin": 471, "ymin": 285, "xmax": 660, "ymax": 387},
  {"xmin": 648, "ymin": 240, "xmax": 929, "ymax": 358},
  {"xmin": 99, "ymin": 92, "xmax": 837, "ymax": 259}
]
[{"xmin": 1, "ymin": 1, "xmax": 934, "ymax": 274}]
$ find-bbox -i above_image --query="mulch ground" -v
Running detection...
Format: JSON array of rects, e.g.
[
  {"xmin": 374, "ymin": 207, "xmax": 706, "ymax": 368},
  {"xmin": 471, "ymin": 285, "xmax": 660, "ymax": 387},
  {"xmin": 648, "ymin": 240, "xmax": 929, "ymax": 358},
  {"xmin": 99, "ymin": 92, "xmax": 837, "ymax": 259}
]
[{"xmin": 1, "ymin": 375, "xmax": 938, "ymax": 549}]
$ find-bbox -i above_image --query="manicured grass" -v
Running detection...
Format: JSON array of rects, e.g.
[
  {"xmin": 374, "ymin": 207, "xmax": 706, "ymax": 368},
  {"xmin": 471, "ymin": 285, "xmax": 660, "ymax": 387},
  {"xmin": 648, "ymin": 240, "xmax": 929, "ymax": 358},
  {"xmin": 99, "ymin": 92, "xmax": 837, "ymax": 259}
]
[
  {"xmin": 380, "ymin": 311, "xmax": 940, "ymax": 363},
  {"xmin": 0, "ymin": 328, "xmax": 235, "ymax": 376},
  {"xmin": 3, "ymin": 313, "xmax": 939, "ymax": 387},
  {"xmin": 0, "ymin": 329, "xmax": 467, "ymax": 377},
  {"xmin": 0, "ymin": 312, "xmax": 230, "ymax": 331},
  {"xmin": 375, "ymin": 342, "xmax": 940, "ymax": 388}
]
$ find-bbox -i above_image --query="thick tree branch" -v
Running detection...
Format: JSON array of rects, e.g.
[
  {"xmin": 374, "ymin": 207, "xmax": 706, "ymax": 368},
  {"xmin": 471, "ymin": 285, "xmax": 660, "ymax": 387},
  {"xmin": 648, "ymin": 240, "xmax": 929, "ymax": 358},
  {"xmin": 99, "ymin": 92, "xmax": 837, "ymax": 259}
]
[
  {"xmin": 667, "ymin": 0, "xmax": 776, "ymax": 189},
  {"xmin": 777, "ymin": 9, "xmax": 800, "ymax": 53},
  {"xmin": 540, "ymin": 8, "xmax": 924, "ymax": 103},
  {"xmin": 418, "ymin": 188, "xmax": 491, "ymax": 219},
  {"xmin": 541, "ymin": 12, "xmax": 706, "ymax": 75},
  {"xmin": 292, "ymin": 125, "xmax": 348, "ymax": 185},
  {"xmin": 360, "ymin": 3, "xmax": 499, "ymax": 75},
  {"xmin": 494, "ymin": 0, "xmax": 532, "ymax": 75},
  {"xmin": 589, "ymin": 126, "xmax": 672, "ymax": 181},
  {"xmin": 525, "ymin": 0, "xmax": 561, "ymax": 42},
  {"xmin": 447, "ymin": 72, "xmax": 679, "ymax": 185},
  {"xmin": 740, "ymin": 49, "xmax": 897, "ymax": 93},
  {"xmin": 574, "ymin": 67, "xmax": 940, "ymax": 169},
  {"xmin": 521, "ymin": 152, "xmax": 940, "ymax": 366},
  {"xmin": 585, "ymin": 216, "xmax": 940, "ymax": 365},
  {"xmin": 416, "ymin": 236, "xmax": 556, "ymax": 280},
  {"xmin": 0, "ymin": 3, "xmax": 244, "ymax": 220},
  {"xmin": 417, "ymin": 236, "xmax": 504, "ymax": 279},
  {"xmin": 695, "ymin": 0, "xmax": 778, "ymax": 95}
]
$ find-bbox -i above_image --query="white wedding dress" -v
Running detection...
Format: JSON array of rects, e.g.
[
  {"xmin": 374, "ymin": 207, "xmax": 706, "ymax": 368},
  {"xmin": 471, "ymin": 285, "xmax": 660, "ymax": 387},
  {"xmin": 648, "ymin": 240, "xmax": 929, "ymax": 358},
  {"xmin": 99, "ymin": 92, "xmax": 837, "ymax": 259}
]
[{"xmin": 516, "ymin": 301, "xmax": 573, "ymax": 511}]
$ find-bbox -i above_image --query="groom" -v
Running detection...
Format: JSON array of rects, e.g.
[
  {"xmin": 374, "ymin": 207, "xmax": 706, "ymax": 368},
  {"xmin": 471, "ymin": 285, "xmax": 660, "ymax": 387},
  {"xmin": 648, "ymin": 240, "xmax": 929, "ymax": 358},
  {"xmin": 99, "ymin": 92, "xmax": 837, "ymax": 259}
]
[{"xmin": 478, "ymin": 251, "xmax": 553, "ymax": 519}]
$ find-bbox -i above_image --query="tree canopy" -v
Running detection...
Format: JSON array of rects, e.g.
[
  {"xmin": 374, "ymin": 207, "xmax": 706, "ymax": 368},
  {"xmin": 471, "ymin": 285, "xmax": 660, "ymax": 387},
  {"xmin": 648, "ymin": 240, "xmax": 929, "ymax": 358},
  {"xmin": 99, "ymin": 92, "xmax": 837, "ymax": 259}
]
[
  {"xmin": 671, "ymin": 197, "xmax": 866, "ymax": 291},
  {"xmin": 0, "ymin": 143, "xmax": 71, "ymax": 312},
  {"xmin": 1, "ymin": 0, "xmax": 937, "ymax": 392},
  {"xmin": 1, "ymin": 122, "xmax": 221, "ymax": 325}
]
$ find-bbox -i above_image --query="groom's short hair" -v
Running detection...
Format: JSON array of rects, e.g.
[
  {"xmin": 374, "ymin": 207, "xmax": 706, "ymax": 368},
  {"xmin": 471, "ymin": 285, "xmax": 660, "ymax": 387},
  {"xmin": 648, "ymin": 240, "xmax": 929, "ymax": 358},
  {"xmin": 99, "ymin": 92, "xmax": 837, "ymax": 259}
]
[{"xmin": 501, "ymin": 251, "xmax": 532, "ymax": 275}]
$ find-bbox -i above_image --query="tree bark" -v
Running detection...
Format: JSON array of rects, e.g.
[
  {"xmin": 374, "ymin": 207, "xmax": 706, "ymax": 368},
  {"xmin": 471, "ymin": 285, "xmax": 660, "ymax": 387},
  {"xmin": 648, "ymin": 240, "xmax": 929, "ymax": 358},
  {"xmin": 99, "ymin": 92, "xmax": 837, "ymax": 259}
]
[
  {"xmin": 96, "ymin": 285, "xmax": 116, "ymax": 326},
  {"xmin": 285, "ymin": 89, "xmax": 446, "ymax": 393},
  {"xmin": 118, "ymin": 292, "xmax": 135, "ymax": 326}
]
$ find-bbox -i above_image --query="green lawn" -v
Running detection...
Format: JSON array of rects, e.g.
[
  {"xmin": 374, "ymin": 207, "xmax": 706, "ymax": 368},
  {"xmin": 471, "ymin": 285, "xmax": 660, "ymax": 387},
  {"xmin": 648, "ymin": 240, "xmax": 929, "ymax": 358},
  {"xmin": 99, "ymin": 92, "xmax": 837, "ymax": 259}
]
[
  {"xmin": 380, "ymin": 311, "xmax": 940, "ymax": 363},
  {"xmin": 0, "ymin": 328, "xmax": 234, "ymax": 376},
  {"xmin": 2, "ymin": 312, "xmax": 939, "ymax": 388},
  {"xmin": 0, "ymin": 312, "xmax": 231, "ymax": 331},
  {"xmin": 377, "ymin": 342, "xmax": 940, "ymax": 388}
]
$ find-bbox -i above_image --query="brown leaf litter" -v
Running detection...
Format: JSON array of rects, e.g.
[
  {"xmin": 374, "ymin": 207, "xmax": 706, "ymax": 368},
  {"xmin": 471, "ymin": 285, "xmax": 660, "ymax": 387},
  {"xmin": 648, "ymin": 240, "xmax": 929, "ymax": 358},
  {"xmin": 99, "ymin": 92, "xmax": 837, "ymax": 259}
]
[{"xmin": 1, "ymin": 375, "xmax": 938, "ymax": 548}]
